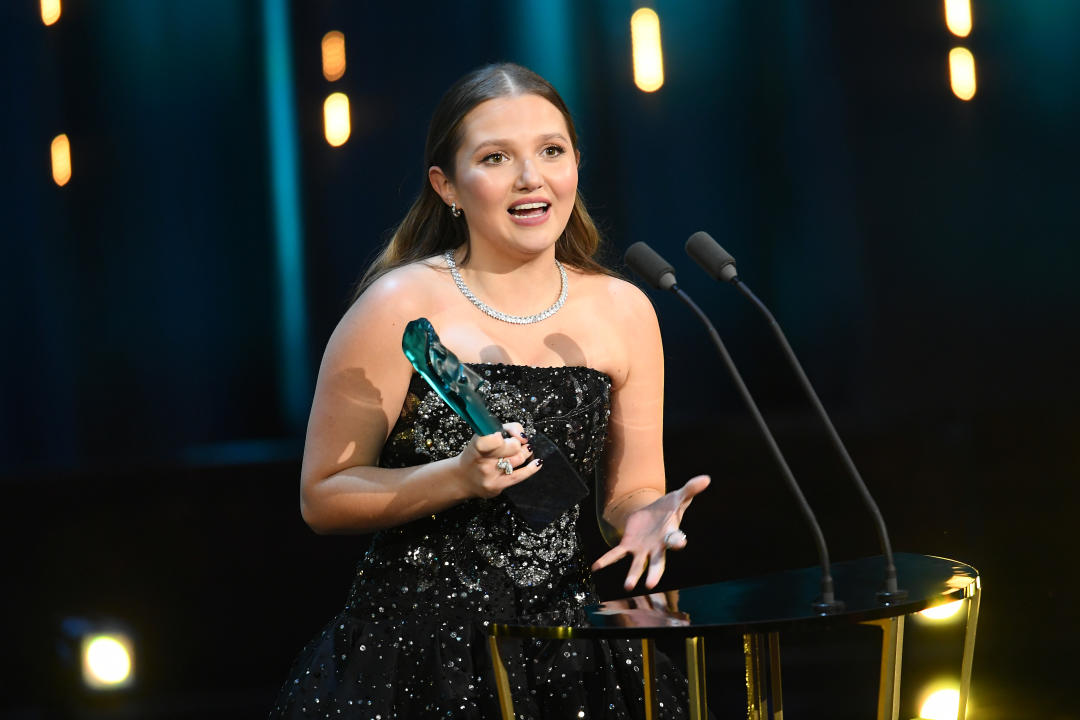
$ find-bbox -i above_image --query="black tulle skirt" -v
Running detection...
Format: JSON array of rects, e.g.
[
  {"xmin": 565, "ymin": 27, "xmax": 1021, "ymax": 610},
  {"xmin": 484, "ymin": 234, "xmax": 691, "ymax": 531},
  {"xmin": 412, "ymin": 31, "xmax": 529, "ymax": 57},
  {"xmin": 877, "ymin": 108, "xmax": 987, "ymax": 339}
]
[{"xmin": 270, "ymin": 607, "xmax": 691, "ymax": 719}]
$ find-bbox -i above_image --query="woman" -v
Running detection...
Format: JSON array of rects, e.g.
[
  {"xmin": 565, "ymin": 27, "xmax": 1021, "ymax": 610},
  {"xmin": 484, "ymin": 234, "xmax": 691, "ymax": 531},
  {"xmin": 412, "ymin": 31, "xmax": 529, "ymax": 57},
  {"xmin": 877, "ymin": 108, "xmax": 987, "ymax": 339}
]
[{"xmin": 272, "ymin": 63, "xmax": 709, "ymax": 719}]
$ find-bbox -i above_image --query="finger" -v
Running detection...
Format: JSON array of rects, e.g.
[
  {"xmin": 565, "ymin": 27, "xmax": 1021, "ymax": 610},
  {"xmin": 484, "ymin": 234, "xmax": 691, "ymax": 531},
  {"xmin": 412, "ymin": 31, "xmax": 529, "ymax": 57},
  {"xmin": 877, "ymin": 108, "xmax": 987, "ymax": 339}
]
[
  {"xmin": 478, "ymin": 433, "xmax": 523, "ymax": 460},
  {"xmin": 680, "ymin": 475, "xmax": 711, "ymax": 500},
  {"xmin": 497, "ymin": 436, "xmax": 525, "ymax": 461},
  {"xmin": 591, "ymin": 545, "xmax": 629, "ymax": 572},
  {"xmin": 504, "ymin": 438, "xmax": 533, "ymax": 466},
  {"xmin": 473, "ymin": 430, "xmax": 508, "ymax": 455},
  {"xmin": 677, "ymin": 475, "xmax": 711, "ymax": 516},
  {"xmin": 644, "ymin": 549, "xmax": 666, "ymax": 589},
  {"xmin": 502, "ymin": 422, "xmax": 528, "ymax": 442},
  {"xmin": 623, "ymin": 552, "xmax": 648, "ymax": 591},
  {"xmin": 501, "ymin": 457, "xmax": 543, "ymax": 487}
]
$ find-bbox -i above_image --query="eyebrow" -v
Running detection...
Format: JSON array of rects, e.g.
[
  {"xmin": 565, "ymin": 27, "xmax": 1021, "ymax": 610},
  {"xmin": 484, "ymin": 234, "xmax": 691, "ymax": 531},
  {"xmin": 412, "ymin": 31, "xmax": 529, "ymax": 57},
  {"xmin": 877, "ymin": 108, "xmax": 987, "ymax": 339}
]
[{"xmin": 469, "ymin": 133, "xmax": 570, "ymax": 153}]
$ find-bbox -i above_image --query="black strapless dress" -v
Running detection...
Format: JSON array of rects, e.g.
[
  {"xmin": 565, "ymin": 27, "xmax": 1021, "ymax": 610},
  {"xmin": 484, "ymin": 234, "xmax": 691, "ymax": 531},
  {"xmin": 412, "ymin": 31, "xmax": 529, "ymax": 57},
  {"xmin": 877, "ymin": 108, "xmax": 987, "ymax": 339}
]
[{"xmin": 271, "ymin": 364, "xmax": 689, "ymax": 719}]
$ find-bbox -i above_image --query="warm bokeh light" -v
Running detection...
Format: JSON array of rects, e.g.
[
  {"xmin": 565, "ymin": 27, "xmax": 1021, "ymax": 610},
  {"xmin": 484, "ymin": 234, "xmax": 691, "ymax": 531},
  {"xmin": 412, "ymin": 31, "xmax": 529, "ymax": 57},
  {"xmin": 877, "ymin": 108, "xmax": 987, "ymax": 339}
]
[
  {"xmin": 51, "ymin": 134, "xmax": 71, "ymax": 186},
  {"xmin": 323, "ymin": 92, "xmax": 351, "ymax": 147},
  {"xmin": 82, "ymin": 634, "xmax": 134, "ymax": 689},
  {"xmin": 920, "ymin": 687, "xmax": 961, "ymax": 720},
  {"xmin": 944, "ymin": 0, "xmax": 972, "ymax": 38},
  {"xmin": 631, "ymin": 8, "xmax": 664, "ymax": 92},
  {"xmin": 40, "ymin": 0, "xmax": 61, "ymax": 26},
  {"xmin": 321, "ymin": 31, "xmax": 346, "ymax": 81},
  {"xmin": 920, "ymin": 599, "xmax": 964, "ymax": 620},
  {"xmin": 949, "ymin": 47, "xmax": 977, "ymax": 100}
]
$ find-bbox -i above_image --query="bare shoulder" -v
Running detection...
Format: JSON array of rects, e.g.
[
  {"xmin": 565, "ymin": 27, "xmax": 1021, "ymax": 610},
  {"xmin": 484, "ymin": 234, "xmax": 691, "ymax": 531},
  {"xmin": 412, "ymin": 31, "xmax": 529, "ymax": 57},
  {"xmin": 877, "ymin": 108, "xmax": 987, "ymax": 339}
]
[
  {"xmin": 345, "ymin": 261, "xmax": 445, "ymax": 323},
  {"xmin": 574, "ymin": 271, "xmax": 658, "ymax": 328},
  {"xmin": 564, "ymin": 270, "xmax": 660, "ymax": 387},
  {"xmin": 328, "ymin": 260, "xmax": 447, "ymax": 361}
]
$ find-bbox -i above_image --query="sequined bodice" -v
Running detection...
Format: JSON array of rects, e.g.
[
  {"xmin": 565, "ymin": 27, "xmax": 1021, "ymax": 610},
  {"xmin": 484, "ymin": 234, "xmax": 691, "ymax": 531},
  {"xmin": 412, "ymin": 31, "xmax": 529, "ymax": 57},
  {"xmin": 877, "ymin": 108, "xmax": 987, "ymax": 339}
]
[{"xmin": 346, "ymin": 364, "xmax": 612, "ymax": 625}]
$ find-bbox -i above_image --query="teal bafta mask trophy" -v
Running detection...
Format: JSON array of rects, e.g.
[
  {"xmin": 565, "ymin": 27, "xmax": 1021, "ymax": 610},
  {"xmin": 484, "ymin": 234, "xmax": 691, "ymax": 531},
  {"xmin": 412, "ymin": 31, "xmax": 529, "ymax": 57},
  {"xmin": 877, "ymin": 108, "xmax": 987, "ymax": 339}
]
[{"xmin": 402, "ymin": 318, "xmax": 588, "ymax": 529}]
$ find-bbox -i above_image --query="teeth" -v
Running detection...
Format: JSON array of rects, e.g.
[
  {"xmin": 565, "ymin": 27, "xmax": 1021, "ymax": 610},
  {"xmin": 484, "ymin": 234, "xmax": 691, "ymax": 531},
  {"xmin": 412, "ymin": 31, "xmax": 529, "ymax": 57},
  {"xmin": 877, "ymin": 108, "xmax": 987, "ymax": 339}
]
[{"xmin": 511, "ymin": 202, "xmax": 549, "ymax": 211}]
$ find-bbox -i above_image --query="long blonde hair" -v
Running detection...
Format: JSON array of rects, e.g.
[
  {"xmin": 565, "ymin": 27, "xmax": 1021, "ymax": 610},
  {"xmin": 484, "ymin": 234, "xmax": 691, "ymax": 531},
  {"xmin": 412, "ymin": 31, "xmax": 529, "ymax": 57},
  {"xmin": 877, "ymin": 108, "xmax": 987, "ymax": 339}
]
[{"xmin": 354, "ymin": 63, "xmax": 613, "ymax": 300}]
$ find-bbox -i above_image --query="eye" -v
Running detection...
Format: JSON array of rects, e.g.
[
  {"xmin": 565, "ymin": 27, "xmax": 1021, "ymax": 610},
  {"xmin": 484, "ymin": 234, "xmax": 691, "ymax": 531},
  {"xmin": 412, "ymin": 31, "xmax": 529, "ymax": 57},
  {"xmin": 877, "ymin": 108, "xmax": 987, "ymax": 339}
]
[
  {"xmin": 483, "ymin": 152, "xmax": 508, "ymax": 165},
  {"xmin": 541, "ymin": 145, "xmax": 566, "ymax": 158}
]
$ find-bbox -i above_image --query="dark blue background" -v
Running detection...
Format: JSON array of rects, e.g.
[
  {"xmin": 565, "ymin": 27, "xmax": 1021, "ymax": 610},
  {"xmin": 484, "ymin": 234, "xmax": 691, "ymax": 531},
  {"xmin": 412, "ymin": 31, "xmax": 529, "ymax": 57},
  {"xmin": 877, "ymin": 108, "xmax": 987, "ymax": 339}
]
[{"xmin": 2, "ymin": 1, "xmax": 1077, "ymax": 716}]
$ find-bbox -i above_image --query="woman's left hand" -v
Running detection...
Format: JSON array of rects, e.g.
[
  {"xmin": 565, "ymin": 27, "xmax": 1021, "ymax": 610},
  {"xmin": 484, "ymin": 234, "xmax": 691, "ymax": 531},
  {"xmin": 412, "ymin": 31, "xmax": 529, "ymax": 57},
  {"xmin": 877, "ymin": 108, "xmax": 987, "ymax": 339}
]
[{"xmin": 591, "ymin": 475, "xmax": 711, "ymax": 592}]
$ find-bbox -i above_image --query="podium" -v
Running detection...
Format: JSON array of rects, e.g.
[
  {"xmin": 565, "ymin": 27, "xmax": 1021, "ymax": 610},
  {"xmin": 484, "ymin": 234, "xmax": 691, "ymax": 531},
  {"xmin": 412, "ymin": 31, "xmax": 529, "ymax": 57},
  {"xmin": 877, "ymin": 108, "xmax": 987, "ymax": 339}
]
[{"xmin": 489, "ymin": 553, "xmax": 980, "ymax": 720}]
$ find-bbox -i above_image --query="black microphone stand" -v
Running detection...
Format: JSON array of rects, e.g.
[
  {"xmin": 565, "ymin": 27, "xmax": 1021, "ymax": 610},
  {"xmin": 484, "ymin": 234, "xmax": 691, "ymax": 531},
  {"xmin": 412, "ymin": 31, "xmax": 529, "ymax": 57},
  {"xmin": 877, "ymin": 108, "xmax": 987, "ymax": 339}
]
[
  {"xmin": 624, "ymin": 241, "xmax": 844, "ymax": 613},
  {"xmin": 672, "ymin": 284, "xmax": 844, "ymax": 613},
  {"xmin": 730, "ymin": 278, "xmax": 906, "ymax": 602}
]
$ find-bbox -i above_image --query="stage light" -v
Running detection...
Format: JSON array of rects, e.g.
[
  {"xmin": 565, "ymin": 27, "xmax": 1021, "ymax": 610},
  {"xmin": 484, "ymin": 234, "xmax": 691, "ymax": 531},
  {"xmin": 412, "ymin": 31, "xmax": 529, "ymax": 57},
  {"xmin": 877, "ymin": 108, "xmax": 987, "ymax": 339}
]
[
  {"xmin": 41, "ymin": 0, "xmax": 61, "ymax": 26},
  {"xmin": 631, "ymin": 8, "xmax": 664, "ymax": 93},
  {"xmin": 920, "ymin": 599, "xmax": 964, "ymax": 621},
  {"xmin": 82, "ymin": 633, "xmax": 134, "ymax": 689},
  {"xmin": 919, "ymin": 686, "xmax": 961, "ymax": 720},
  {"xmin": 324, "ymin": 92, "xmax": 351, "ymax": 147},
  {"xmin": 321, "ymin": 31, "xmax": 346, "ymax": 81},
  {"xmin": 51, "ymin": 133, "xmax": 71, "ymax": 186},
  {"xmin": 944, "ymin": 0, "xmax": 972, "ymax": 38},
  {"xmin": 949, "ymin": 47, "xmax": 976, "ymax": 101},
  {"xmin": 59, "ymin": 618, "xmax": 137, "ymax": 697}
]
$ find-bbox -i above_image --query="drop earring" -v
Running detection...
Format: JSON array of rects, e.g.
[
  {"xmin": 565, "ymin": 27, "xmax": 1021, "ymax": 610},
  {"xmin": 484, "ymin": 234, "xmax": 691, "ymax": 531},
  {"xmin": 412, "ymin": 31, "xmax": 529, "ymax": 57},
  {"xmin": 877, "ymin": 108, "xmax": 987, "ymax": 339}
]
[{"xmin": 450, "ymin": 202, "xmax": 462, "ymax": 218}]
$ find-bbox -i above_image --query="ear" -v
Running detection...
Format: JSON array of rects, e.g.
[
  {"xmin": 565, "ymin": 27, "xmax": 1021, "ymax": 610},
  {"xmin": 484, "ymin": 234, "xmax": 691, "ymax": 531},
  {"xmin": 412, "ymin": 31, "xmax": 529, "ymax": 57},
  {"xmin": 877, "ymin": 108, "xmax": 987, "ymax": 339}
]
[
  {"xmin": 428, "ymin": 166, "xmax": 455, "ymax": 207},
  {"xmin": 575, "ymin": 148, "xmax": 581, "ymax": 166}
]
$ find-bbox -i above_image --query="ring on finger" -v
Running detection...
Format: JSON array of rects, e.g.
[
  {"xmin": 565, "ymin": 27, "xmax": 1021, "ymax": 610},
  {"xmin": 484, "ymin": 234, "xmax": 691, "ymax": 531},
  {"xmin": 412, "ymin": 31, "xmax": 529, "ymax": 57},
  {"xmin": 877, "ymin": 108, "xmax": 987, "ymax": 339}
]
[
  {"xmin": 496, "ymin": 458, "xmax": 513, "ymax": 475},
  {"xmin": 663, "ymin": 529, "xmax": 686, "ymax": 548}
]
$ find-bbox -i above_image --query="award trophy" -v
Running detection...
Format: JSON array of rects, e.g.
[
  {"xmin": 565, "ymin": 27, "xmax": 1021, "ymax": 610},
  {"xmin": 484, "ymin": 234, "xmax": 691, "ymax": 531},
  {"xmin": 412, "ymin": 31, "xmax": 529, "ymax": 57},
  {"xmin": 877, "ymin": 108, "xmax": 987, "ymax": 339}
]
[{"xmin": 402, "ymin": 318, "xmax": 588, "ymax": 529}]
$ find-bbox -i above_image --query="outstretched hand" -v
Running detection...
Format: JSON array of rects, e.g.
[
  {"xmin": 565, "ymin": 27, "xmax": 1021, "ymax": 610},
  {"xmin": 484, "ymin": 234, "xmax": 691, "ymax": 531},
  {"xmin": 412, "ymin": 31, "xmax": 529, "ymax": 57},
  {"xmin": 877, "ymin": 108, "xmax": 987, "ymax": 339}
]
[{"xmin": 591, "ymin": 475, "xmax": 710, "ymax": 592}]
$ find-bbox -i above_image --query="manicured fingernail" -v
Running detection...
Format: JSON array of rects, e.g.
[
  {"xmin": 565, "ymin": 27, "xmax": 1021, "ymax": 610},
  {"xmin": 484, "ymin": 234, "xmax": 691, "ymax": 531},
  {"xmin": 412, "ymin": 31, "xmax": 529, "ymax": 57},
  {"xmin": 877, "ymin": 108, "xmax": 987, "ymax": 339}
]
[
  {"xmin": 526, "ymin": 444, "xmax": 533, "ymax": 452},
  {"xmin": 534, "ymin": 458, "xmax": 544, "ymax": 467},
  {"xmin": 519, "ymin": 432, "xmax": 528, "ymax": 440}
]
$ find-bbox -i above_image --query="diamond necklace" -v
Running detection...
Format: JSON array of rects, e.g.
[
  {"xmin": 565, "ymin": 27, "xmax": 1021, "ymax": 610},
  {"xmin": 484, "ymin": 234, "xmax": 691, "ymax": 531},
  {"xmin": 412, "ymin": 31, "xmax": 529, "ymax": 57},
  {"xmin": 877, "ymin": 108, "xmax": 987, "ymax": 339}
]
[{"xmin": 444, "ymin": 249, "xmax": 568, "ymax": 325}]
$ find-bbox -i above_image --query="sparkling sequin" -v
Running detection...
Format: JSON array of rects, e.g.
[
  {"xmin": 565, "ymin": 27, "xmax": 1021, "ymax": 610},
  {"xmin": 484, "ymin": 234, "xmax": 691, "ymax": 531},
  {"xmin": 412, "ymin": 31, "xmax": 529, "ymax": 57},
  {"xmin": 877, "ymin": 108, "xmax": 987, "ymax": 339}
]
[{"xmin": 271, "ymin": 365, "xmax": 688, "ymax": 719}]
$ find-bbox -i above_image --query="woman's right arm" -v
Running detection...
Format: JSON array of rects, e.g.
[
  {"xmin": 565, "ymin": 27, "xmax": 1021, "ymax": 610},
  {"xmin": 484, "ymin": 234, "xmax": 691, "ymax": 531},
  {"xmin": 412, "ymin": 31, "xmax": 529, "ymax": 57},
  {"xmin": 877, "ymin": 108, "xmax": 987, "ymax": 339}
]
[{"xmin": 298, "ymin": 271, "xmax": 539, "ymax": 534}]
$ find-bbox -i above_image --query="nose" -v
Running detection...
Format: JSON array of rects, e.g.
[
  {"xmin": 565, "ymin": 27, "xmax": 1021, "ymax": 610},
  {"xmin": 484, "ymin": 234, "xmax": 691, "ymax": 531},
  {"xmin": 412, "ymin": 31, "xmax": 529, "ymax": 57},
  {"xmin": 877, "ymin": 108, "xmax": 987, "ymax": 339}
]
[{"xmin": 515, "ymin": 158, "xmax": 542, "ymax": 190}]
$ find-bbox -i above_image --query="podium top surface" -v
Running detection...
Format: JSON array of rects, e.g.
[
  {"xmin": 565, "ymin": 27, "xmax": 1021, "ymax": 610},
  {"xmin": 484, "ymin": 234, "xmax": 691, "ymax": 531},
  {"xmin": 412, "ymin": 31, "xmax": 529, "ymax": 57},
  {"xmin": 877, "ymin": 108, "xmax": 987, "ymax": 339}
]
[{"xmin": 492, "ymin": 553, "xmax": 979, "ymax": 639}]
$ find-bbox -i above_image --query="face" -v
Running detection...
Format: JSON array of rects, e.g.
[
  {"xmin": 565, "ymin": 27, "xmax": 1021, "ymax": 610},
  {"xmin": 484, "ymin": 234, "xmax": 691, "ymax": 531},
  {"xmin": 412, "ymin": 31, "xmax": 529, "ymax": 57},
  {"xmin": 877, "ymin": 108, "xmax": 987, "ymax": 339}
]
[{"xmin": 430, "ymin": 93, "xmax": 579, "ymax": 259}]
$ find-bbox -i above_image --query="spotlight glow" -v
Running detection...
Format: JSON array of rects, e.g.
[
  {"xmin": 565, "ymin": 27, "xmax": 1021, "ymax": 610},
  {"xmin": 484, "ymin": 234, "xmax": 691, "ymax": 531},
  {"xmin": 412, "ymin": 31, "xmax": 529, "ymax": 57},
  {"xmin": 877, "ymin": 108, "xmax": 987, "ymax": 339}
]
[
  {"xmin": 921, "ymin": 599, "xmax": 964, "ymax": 620},
  {"xmin": 631, "ymin": 8, "xmax": 664, "ymax": 92},
  {"xmin": 949, "ymin": 47, "xmax": 976, "ymax": 101},
  {"xmin": 321, "ymin": 31, "xmax": 346, "ymax": 81},
  {"xmin": 40, "ymin": 0, "xmax": 61, "ymax": 26},
  {"xmin": 82, "ymin": 634, "xmax": 134, "ymax": 689},
  {"xmin": 323, "ymin": 92, "xmax": 351, "ymax": 147},
  {"xmin": 51, "ymin": 134, "xmax": 71, "ymax": 186},
  {"xmin": 920, "ymin": 687, "xmax": 960, "ymax": 720},
  {"xmin": 944, "ymin": 0, "xmax": 972, "ymax": 38}
]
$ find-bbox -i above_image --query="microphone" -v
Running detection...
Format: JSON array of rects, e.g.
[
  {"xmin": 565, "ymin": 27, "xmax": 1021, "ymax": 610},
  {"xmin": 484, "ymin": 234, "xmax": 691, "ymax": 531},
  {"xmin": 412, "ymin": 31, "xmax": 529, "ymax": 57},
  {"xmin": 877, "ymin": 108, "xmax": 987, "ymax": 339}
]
[
  {"xmin": 624, "ymin": 241, "xmax": 677, "ymax": 291},
  {"xmin": 685, "ymin": 231, "xmax": 906, "ymax": 602},
  {"xmin": 624, "ymin": 241, "xmax": 843, "ymax": 613}
]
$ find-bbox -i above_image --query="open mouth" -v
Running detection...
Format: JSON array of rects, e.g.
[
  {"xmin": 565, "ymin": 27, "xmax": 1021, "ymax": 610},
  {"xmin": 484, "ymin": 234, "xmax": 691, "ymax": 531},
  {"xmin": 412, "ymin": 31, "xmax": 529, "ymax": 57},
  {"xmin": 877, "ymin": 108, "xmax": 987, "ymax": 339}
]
[{"xmin": 508, "ymin": 201, "xmax": 550, "ymax": 218}]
